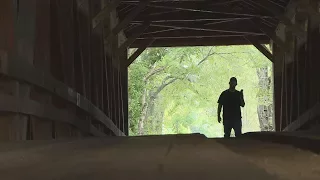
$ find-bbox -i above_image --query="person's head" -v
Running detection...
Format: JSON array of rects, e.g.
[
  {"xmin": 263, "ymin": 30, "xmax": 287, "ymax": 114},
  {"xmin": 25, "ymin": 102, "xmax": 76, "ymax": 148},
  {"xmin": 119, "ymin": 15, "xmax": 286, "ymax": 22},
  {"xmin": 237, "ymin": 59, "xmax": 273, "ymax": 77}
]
[{"xmin": 229, "ymin": 77, "xmax": 237, "ymax": 89}]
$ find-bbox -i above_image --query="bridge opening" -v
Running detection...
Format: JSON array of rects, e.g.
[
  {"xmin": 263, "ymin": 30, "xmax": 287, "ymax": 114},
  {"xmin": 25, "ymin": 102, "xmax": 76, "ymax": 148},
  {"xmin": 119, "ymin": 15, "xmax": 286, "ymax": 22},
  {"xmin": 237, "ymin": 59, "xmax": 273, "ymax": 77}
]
[{"xmin": 128, "ymin": 45, "xmax": 274, "ymax": 137}]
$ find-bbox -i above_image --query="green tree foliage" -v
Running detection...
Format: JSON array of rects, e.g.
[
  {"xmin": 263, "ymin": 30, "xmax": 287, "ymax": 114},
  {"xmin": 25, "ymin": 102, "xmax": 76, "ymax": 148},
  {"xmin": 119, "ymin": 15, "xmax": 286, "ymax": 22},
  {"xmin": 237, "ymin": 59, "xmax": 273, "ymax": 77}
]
[{"xmin": 128, "ymin": 45, "xmax": 273, "ymax": 137}]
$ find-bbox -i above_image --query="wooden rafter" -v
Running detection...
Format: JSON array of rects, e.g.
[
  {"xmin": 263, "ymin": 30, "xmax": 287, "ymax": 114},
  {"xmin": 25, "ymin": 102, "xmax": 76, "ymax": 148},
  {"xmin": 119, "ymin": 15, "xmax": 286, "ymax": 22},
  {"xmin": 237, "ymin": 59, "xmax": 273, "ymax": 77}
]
[
  {"xmin": 136, "ymin": 27, "xmax": 266, "ymax": 39},
  {"xmin": 120, "ymin": 0, "xmax": 280, "ymax": 18},
  {"xmin": 131, "ymin": 11, "xmax": 259, "ymax": 22},
  {"xmin": 138, "ymin": 34, "xmax": 266, "ymax": 39},
  {"xmin": 141, "ymin": 4, "xmax": 272, "ymax": 18},
  {"xmin": 131, "ymin": 22, "xmax": 264, "ymax": 35},
  {"xmin": 117, "ymin": 0, "xmax": 291, "ymax": 47},
  {"xmin": 244, "ymin": 0, "xmax": 285, "ymax": 9}
]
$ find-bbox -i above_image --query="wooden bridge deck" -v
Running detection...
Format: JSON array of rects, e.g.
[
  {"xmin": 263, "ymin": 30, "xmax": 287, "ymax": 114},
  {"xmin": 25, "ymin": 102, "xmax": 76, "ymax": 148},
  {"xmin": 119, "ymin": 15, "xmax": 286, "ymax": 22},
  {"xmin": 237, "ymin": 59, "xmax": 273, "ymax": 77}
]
[{"xmin": 0, "ymin": 133, "xmax": 320, "ymax": 180}]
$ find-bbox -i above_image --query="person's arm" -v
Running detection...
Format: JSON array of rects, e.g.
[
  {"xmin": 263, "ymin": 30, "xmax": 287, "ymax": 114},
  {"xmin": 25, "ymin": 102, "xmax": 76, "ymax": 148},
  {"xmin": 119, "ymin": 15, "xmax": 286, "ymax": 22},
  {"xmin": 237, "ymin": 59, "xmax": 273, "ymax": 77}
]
[
  {"xmin": 217, "ymin": 103, "xmax": 222, "ymax": 123},
  {"xmin": 240, "ymin": 89, "xmax": 245, "ymax": 107},
  {"xmin": 217, "ymin": 92, "xmax": 224, "ymax": 123}
]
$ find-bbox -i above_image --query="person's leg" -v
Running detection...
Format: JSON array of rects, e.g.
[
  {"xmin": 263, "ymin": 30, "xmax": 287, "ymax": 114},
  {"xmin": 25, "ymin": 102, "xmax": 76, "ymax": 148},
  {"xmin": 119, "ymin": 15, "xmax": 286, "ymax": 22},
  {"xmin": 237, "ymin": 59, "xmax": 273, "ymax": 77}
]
[
  {"xmin": 233, "ymin": 120, "xmax": 242, "ymax": 137},
  {"xmin": 223, "ymin": 121, "xmax": 232, "ymax": 138}
]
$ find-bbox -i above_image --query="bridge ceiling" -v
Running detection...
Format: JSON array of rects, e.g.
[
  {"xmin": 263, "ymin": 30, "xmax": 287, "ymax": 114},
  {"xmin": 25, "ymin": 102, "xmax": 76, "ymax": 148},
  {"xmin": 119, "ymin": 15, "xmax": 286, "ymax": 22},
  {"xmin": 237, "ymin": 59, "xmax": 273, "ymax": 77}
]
[{"xmin": 117, "ymin": 0, "xmax": 290, "ymax": 47}]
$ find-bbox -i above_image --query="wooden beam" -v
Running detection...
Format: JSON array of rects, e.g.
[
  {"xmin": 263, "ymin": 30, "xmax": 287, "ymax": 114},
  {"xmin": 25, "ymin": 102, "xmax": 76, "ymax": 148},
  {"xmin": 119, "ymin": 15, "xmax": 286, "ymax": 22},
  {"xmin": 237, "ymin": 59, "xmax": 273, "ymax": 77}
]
[
  {"xmin": 122, "ymin": 1, "xmax": 273, "ymax": 18},
  {"xmin": 121, "ymin": 0, "xmax": 228, "ymax": 2},
  {"xmin": 92, "ymin": 0, "xmax": 121, "ymax": 29},
  {"xmin": 139, "ymin": 34, "xmax": 264, "ymax": 39},
  {"xmin": 245, "ymin": 36, "xmax": 273, "ymax": 62},
  {"xmin": 121, "ymin": 0, "xmax": 241, "ymax": 3},
  {"xmin": 283, "ymin": 103, "xmax": 320, "ymax": 131},
  {"xmin": 138, "ymin": 28, "xmax": 265, "ymax": 39},
  {"xmin": 250, "ymin": 20, "xmax": 291, "ymax": 53},
  {"xmin": 244, "ymin": 0, "xmax": 284, "ymax": 14},
  {"xmin": 131, "ymin": 22, "xmax": 263, "ymax": 35},
  {"xmin": 105, "ymin": 0, "xmax": 149, "ymax": 43},
  {"xmin": 130, "ymin": 35, "xmax": 270, "ymax": 47},
  {"xmin": 127, "ymin": 39, "xmax": 155, "ymax": 66},
  {"xmin": 132, "ymin": 12, "xmax": 253, "ymax": 23},
  {"xmin": 117, "ymin": 23, "xmax": 150, "ymax": 55}
]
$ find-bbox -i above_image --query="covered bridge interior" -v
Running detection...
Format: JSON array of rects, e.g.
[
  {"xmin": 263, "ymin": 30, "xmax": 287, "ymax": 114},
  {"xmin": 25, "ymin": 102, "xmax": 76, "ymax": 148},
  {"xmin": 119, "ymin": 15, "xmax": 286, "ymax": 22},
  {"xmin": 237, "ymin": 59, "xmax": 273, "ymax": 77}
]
[{"xmin": 1, "ymin": 0, "xmax": 320, "ymax": 179}]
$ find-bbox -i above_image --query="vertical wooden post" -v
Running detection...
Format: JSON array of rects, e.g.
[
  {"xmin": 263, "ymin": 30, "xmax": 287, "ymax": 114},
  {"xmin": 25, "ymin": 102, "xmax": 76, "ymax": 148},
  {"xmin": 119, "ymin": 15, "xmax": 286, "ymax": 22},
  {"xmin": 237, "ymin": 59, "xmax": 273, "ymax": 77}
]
[
  {"xmin": 15, "ymin": 0, "xmax": 36, "ymax": 140},
  {"xmin": 307, "ymin": 17, "xmax": 314, "ymax": 110},
  {"xmin": 117, "ymin": 68, "xmax": 121, "ymax": 130},
  {"xmin": 295, "ymin": 41, "xmax": 300, "ymax": 121},
  {"xmin": 119, "ymin": 70, "xmax": 124, "ymax": 133},
  {"xmin": 289, "ymin": 62, "xmax": 294, "ymax": 124},
  {"xmin": 123, "ymin": 62, "xmax": 129, "ymax": 135},
  {"xmin": 118, "ymin": 49, "xmax": 128, "ymax": 134},
  {"xmin": 0, "ymin": 0, "xmax": 15, "ymax": 141},
  {"xmin": 31, "ymin": 0, "xmax": 56, "ymax": 140},
  {"xmin": 273, "ymin": 42, "xmax": 285, "ymax": 131}
]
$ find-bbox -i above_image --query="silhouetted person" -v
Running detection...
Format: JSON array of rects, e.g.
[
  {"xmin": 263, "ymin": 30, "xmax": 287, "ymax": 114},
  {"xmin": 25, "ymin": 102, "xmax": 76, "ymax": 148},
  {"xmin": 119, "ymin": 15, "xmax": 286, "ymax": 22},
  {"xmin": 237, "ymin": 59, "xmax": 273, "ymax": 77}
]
[{"xmin": 217, "ymin": 77, "xmax": 245, "ymax": 138}]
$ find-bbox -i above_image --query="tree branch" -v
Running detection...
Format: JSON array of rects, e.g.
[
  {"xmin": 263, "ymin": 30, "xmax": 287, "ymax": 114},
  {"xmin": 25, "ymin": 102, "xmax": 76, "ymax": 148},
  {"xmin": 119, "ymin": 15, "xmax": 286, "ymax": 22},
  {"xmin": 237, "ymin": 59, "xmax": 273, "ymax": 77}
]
[
  {"xmin": 197, "ymin": 47, "xmax": 215, "ymax": 66},
  {"xmin": 155, "ymin": 78, "xmax": 178, "ymax": 96},
  {"xmin": 143, "ymin": 66, "xmax": 167, "ymax": 82},
  {"xmin": 150, "ymin": 75, "xmax": 178, "ymax": 99},
  {"xmin": 197, "ymin": 50, "xmax": 259, "ymax": 66}
]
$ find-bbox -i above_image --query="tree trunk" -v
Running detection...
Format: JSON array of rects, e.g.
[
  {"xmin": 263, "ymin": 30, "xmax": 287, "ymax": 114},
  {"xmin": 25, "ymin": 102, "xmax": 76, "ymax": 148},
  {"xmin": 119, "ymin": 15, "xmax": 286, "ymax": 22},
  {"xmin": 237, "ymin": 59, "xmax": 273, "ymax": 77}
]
[
  {"xmin": 147, "ymin": 95, "xmax": 156, "ymax": 134},
  {"xmin": 138, "ymin": 88, "xmax": 148, "ymax": 135},
  {"xmin": 143, "ymin": 95, "xmax": 156, "ymax": 135},
  {"xmin": 138, "ymin": 65, "xmax": 168, "ymax": 135},
  {"xmin": 257, "ymin": 105, "xmax": 269, "ymax": 131},
  {"xmin": 257, "ymin": 67, "xmax": 273, "ymax": 131},
  {"xmin": 156, "ymin": 111, "xmax": 164, "ymax": 134}
]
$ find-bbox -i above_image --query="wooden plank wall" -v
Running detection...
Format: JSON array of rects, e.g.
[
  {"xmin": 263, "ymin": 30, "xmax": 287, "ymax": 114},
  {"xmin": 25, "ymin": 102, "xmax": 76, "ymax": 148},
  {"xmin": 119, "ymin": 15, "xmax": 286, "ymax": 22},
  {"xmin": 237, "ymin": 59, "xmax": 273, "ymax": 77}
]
[
  {"xmin": 0, "ymin": 0, "xmax": 128, "ymax": 141},
  {"xmin": 273, "ymin": 8, "xmax": 320, "ymax": 131}
]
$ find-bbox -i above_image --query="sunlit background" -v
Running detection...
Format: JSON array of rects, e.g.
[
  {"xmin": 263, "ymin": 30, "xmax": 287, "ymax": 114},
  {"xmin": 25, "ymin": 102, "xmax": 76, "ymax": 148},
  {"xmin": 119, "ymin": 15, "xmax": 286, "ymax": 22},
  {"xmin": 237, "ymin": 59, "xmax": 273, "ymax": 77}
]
[{"xmin": 128, "ymin": 45, "xmax": 273, "ymax": 138}]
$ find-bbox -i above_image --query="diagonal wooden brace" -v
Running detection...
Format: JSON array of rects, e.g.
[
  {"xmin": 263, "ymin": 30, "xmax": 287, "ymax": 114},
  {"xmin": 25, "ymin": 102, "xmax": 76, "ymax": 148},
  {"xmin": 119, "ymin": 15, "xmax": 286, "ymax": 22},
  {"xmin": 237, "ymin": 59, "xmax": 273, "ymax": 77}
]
[
  {"xmin": 245, "ymin": 36, "xmax": 273, "ymax": 62},
  {"xmin": 127, "ymin": 39, "xmax": 155, "ymax": 67}
]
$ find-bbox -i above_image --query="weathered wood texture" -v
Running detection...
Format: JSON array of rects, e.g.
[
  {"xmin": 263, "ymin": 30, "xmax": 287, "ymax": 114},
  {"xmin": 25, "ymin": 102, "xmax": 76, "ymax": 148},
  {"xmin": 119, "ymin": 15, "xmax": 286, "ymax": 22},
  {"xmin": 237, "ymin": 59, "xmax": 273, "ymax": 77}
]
[
  {"xmin": 0, "ymin": 0, "xmax": 128, "ymax": 141},
  {"xmin": 273, "ymin": 4, "xmax": 320, "ymax": 131},
  {"xmin": 118, "ymin": 0, "xmax": 291, "ymax": 47}
]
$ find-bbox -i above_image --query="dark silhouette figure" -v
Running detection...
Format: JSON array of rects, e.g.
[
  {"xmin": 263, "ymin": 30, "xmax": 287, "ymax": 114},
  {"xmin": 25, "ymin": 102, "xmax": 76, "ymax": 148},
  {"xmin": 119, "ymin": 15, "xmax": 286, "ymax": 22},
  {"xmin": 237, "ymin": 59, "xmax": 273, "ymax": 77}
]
[{"xmin": 217, "ymin": 77, "xmax": 245, "ymax": 138}]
